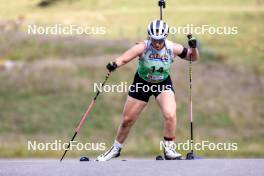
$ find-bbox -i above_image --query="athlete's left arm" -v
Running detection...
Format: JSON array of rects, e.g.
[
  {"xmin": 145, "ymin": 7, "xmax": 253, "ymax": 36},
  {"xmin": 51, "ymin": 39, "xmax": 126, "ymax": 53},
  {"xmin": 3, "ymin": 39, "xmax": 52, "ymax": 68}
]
[{"xmin": 173, "ymin": 43, "xmax": 199, "ymax": 61}]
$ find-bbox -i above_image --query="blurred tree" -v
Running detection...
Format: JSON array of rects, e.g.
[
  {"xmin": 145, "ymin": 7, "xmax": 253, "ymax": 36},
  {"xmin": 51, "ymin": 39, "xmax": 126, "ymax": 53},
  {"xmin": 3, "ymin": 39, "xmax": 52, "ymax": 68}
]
[
  {"xmin": 38, "ymin": 0, "xmax": 59, "ymax": 7},
  {"xmin": 257, "ymin": 0, "xmax": 264, "ymax": 5}
]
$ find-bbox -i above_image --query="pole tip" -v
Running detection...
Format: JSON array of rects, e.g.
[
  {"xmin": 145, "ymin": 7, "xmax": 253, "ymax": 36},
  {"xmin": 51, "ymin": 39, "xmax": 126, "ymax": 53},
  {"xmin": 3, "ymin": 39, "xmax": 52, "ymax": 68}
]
[{"xmin": 187, "ymin": 34, "xmax": 192, "ymax": 39}]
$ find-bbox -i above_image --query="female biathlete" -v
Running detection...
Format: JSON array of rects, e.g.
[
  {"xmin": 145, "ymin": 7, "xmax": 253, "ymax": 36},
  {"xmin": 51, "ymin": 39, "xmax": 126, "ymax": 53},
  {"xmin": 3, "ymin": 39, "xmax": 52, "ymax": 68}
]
[{"xmin": 96, "ymin": 20, "xmax": 199, "ymax": 161}]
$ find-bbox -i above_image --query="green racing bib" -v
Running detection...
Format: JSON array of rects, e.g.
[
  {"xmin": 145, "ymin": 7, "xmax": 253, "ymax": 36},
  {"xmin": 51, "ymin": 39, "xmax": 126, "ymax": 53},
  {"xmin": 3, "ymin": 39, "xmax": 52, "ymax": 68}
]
[{"xmin": 137, "ymin": 39, "xmax": 175, "ymax": 83}]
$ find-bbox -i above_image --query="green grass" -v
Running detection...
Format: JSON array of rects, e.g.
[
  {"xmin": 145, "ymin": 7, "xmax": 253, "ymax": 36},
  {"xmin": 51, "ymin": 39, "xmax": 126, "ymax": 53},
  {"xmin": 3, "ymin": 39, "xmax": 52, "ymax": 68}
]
[
  {"xmin": 0, "ymin": 0, "xmax": 263, "ymax": 158},
  {"xmin": 0, "ymin": 0, "xmax": 263, "ymax": 72},
  {"xmin": 0, "ymin": 61, "xmax": 263, "ymax": 157}
]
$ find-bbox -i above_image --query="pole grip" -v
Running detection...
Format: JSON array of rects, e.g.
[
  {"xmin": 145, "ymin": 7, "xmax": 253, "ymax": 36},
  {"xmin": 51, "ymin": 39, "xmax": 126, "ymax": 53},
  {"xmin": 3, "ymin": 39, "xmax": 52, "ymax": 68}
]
[
  {"xmin": 158, "ymin": 0, "xmax": 166, "ymax": 8},
  {"xmin": 158, "ymin": 0, "xmax": 166, "ymax": 20}
]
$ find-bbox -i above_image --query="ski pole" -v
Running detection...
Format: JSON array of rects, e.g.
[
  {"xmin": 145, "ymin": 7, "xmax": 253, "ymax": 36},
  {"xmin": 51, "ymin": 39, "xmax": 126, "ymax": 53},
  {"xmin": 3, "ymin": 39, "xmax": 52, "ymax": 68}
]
[
  {"xmin": 158, "ymin": 0, "xmax": 166, "ymax": 20},
  {"xmin": 187, "ymin": 33, "xmax": 194, "ymax": 155},
  {"xmin": 60, "ymin": 71, "xmax": 111, "ymax": 162}
]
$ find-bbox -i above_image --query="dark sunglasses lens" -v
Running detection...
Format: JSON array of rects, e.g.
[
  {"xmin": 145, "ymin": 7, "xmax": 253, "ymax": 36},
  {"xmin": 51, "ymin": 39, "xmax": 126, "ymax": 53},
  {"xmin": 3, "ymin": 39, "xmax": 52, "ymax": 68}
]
[{"xmin": 152, "ymin": 39, "xmax": 164, "ymax": 43}]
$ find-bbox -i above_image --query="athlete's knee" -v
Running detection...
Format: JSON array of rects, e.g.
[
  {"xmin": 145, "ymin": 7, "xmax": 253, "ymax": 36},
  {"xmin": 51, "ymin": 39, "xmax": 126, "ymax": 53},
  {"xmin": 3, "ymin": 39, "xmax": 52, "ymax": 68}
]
[
  {"xmin": 163, "ymin": 111, "xmax": 176, "ymax": 122},
  {"xmin": 121, "ymin": 114, "xmax": 137, "ymax": 128}
]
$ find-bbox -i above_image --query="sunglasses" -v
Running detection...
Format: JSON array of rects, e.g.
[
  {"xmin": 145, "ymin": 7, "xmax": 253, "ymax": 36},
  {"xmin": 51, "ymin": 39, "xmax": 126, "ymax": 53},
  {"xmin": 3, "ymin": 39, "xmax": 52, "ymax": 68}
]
[{"xmin": 151, "ymin": 38, "xmax": 165, "ymax": 44}]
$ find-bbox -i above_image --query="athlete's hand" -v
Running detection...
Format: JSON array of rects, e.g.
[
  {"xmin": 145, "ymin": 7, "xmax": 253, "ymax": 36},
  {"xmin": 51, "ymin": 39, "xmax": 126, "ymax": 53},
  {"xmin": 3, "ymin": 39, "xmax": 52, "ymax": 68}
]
[
  {"xmin": 187, "ymin": 35, "xmax": 197, "ymax": 48},
  {"xmin": 106, "ymin": 61, "xmax": 118, "ymax": 72}
]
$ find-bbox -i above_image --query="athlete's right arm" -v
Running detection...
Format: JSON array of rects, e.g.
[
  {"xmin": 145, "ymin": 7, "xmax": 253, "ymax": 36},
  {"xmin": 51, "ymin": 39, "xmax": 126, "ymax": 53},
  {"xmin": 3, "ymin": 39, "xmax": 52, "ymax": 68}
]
[{"xmin": 115, "ymin": 42, "xmax": 145, "ymax": 67}]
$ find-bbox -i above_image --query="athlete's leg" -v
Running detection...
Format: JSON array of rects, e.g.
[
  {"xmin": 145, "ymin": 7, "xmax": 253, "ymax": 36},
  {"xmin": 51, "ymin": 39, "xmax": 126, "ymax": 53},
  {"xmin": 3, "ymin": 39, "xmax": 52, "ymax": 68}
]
[
  {"xmin": 156, "ymin": 90, "xmax": 181, "ymax": 159},
  {"xmin": 116, "ymin": 95, "xmax": 147, "ymax": 143},
  {"xmin": 156, "ymin": 90, "xmax": 177, "ymax": 138},
  {"xmin": 96, "ymin": 95, "xmax": 147, "ymax": 161}
]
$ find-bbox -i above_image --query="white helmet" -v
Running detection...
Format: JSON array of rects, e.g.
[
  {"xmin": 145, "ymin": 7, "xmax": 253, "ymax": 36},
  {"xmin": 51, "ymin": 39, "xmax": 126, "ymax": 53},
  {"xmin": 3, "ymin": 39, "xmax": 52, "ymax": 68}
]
[{"xmin": 147, "ymin": 20, "xmax": 169, "ymax": 40}]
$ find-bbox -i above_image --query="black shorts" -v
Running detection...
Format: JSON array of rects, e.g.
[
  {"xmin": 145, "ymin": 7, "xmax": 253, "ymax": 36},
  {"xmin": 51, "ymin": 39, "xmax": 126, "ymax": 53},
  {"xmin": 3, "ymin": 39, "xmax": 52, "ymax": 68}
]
[{"xmin": 128, "ymin": 72, "xmax": 174, "ymax": 102}]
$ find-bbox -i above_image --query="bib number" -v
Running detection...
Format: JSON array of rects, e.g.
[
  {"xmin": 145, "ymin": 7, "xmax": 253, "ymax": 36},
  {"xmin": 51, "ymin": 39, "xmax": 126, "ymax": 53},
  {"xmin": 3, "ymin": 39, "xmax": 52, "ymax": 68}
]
[{"xmin": 151, "ymin": 66, "xmax": 164, "ymax": 73}]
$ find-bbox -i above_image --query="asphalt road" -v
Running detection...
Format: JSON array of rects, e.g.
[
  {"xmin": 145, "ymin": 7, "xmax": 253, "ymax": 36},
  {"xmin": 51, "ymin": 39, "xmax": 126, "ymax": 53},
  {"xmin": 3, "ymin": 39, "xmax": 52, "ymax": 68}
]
[{"xmin": 0, "ymin": 159, "xmax": 263, "ymax": 176}]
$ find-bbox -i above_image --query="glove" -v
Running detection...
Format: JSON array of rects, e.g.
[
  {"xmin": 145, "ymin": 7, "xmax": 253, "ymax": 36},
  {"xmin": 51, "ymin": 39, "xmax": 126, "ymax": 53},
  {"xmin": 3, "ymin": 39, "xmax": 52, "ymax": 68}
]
[
  {"xmin": 106, "ymin": 61, "xmax": 118, "ymax": 72},
  {"xmin": 188, "ymin": 36, "xmax": 197, "ymax": 48}
]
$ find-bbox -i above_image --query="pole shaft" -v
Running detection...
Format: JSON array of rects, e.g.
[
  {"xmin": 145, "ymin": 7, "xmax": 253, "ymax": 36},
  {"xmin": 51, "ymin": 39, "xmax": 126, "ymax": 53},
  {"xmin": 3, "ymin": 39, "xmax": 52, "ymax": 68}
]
[
  {"xmin": 160, "ymin": 6, "xmax": 163, "ymax": 20},
  {"xmin": 189, "ymin": 59, "xmax": 192, "ymax": 122},
  {"xmin": 190, "ymin": 122, "xmax": 193, "ymax": 153},
  {"xmin": 75, "ymin": 100, "xmax": 95, "ymax": 133},
  {"xmin": 74, "ymin": 71, "xmax": 110, "ymax": 133},
  {"xmin": 60, "ymin": 132, "xmax": 77, "ymax": 161},
  {"xmin": 189, "ymin": 46, "xmax": 194, "ymax": 153},
  {"xmin": 60, "ymin": 72, "xmax": 111, "ymax": 161}
]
